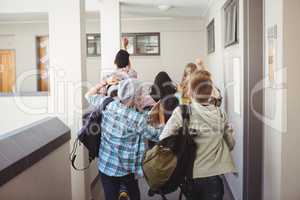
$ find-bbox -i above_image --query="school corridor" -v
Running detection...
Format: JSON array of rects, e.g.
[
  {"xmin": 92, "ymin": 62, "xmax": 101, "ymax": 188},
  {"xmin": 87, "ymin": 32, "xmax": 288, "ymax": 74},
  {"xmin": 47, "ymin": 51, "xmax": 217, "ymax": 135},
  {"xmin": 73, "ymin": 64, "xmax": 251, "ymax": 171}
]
[{"xmin": 0, "ymin": 0, "xmax": 299, "ymax": 200}]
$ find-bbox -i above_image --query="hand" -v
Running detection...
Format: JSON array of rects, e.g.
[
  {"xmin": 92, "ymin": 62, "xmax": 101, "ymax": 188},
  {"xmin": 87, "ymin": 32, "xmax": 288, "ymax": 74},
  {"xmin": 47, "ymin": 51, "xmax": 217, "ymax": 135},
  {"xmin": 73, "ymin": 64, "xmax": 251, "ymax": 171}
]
[
  {"xmin": 196, "ymin": 58, "xmax": 203, "ymax": 66},
  {"xmin": 107, "ymin": 76, "xmax": 120, "ymax": 85},
  {"xmin": 85, "ymin": 80, "xmax": 108, "ymax": 97},
  {"xmin": 233, "ymin": 172, "xmax": 239, "ymax": 177},
  {"xmin": 95, "ymin": 80, "xmax": 107, "ymax": 90},
  {"xmin": 122, "ymin": 37, "xmax": 129, "ymax": 50}
]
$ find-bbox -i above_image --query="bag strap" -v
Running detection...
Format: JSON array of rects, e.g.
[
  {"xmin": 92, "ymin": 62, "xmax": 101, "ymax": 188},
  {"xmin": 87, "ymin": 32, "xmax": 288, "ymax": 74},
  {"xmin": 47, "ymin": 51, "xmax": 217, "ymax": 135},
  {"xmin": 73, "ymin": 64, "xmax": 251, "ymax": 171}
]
[
  {"xmin": 97, "ymin": 96, "xmax": 114, "ymax": 111},
  {"xmin": 180, "ymin": 104, "xmax": 190, "ymax": 136},
  {"xmin": 70, "ymin": 96, "xmax": 114, "ymax": 171},
  {"xmin": 179, "ymin": 104, "xmax": 195, "ymax": 200},
  {"xmin": 70, "ymin": 138, "xmax": 90, "ymax": 171}
]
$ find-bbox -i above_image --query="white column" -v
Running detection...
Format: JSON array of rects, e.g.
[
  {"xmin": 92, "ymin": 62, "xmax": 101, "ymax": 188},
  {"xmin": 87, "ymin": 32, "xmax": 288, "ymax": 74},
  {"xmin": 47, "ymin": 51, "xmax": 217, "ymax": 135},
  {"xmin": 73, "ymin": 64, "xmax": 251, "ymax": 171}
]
[
  {"xmin": 48, "ymin": 0, "xmax": 89, "ymax": 200},
  {"xmin": 99, "ymin": 0, "xmax": 121, "ymax": 77}
]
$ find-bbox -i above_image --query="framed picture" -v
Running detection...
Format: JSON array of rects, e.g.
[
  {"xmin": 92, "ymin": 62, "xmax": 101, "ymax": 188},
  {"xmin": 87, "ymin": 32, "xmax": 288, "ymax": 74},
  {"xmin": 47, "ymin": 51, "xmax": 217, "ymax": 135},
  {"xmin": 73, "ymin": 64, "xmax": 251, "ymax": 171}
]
[
  {"xmin": 122, "ymin": 32, "xmax": 160, "ymax": 56},
  {"xmin": 86, "ymin": 33, "xmax": 100, "ymax": 57},
  {"xmin": 224, "ymin": 0, "xmax": 239, "ymax": 47},
  {"xmin": 207, "ymin": 19, "xmax": 215, "ymax": 54}
]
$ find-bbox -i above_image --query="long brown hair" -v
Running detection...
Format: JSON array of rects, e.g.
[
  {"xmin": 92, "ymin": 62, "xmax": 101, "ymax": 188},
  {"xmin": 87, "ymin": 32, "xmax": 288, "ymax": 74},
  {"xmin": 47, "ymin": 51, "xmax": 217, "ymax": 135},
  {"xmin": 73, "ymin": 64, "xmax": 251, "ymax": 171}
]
[{"xmin": 180, "ymin": 63, "xmax": 198, "ymax": 97}]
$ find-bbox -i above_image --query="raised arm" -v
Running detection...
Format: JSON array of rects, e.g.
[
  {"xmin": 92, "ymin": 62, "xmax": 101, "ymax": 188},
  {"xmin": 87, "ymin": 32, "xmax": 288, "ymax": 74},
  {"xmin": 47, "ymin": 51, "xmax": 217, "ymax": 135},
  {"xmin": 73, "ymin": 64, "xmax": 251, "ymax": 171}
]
[
  {"xmin": 85, "ymin": 81, "xmax": 108, "ymax": 106},
  {"xmin": 122, "ymin": 37, "xmax": 129, "ymax": 51},
  {"xmin": 85, "ymin": 80, "xmax": 107, "ymax": 97}
]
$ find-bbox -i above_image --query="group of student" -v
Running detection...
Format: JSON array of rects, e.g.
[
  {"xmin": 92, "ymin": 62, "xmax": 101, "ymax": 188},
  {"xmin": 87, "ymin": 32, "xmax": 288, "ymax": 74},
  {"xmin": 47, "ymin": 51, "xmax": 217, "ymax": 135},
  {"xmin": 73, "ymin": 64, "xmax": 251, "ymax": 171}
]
[{"xmin": 85, "ymin": 39, "xmax": 236, "ymax": 200}]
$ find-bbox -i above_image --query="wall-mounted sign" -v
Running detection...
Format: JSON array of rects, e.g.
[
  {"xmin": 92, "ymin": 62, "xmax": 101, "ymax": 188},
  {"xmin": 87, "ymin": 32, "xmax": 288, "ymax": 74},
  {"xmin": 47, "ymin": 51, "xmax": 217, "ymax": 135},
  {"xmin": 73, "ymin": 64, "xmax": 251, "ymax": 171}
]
[{"xmin": 267, "ymin": 25, "xmax": 278, "ymax": 84}]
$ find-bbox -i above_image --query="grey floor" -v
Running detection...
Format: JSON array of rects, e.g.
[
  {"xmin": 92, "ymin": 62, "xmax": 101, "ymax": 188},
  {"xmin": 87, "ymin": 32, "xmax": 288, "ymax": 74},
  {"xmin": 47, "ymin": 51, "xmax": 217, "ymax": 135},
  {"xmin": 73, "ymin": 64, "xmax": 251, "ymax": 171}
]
[{"xmin": 91, "ymin": 177, "xmax": 233, "ymax": 200}]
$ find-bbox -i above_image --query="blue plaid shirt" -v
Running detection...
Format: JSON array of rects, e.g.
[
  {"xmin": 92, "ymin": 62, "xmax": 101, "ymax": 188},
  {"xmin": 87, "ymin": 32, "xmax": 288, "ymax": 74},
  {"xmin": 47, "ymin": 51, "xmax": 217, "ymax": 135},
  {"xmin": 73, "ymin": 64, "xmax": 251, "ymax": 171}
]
[{"xmin": 86, "ymin": 95, "xmax": 162, "ymax": 177}]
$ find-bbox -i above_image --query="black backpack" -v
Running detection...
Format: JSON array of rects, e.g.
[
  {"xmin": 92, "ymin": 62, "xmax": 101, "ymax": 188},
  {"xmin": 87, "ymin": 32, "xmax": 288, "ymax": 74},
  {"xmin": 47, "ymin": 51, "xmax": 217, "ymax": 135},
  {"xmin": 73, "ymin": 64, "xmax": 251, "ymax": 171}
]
[
  {"xmin": 143, "ymin": 104, "xmax": 197, "ymax": 200},
  {"xmin": 70, "ymin": 97, "xmax": 114, "ymax": 170}
]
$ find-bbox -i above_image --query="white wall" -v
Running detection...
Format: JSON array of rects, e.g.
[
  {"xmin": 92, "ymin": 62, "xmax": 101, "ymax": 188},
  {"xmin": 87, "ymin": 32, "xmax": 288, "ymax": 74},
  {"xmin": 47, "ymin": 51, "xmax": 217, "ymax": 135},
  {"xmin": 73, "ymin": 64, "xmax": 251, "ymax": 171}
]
[
  {"xmin": 0, "ymin": 0, "xmax": 50, "ymax": 134},
  {"xmin": 0, "ymin": 1, "xmax": 89, "ymax": 200},
  {"xmin": 2, "ymin": 18, "xmax": 205, "ymax": 88},
  {"xmin": 263, "ymin": 1, "xmax": 300, "ymax": 199},
  {"xmin": 204, "ymin": 0, "xmax": 244, "ymax": 199},
  {"xmin": 282, "ymin": 0, "xmax": 300, "ymax": 199},
  {"xmin": 263, "ymin": 0, "xmax": 284, "ymax": 199},
  {"xmin": 0, "ymin": 22, "xmax": 49, "ymax": 92},
  {"xmin": 86, "ymin": 18, "xmax": 205, "ymax": 84},
  {"xmin": 0, "ymin": 18, "xmax": 205, "ymax": 90}
]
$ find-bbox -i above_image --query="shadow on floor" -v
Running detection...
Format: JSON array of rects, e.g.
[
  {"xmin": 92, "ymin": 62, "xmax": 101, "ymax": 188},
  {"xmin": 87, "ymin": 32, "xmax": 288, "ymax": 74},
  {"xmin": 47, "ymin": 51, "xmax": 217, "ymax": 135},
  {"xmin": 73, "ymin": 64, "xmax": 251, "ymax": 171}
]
[{"xmin": 91, "ymin": 177, "xmax": 234, "ymax": 200}]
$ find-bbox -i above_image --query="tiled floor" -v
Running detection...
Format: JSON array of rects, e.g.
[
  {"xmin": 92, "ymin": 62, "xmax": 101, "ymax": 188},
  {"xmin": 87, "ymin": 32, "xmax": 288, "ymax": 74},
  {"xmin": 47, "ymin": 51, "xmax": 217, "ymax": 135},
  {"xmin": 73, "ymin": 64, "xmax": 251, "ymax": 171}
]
[{"xmin": 91, "ymin": 177, "xmax": 234, "ymax": 200}]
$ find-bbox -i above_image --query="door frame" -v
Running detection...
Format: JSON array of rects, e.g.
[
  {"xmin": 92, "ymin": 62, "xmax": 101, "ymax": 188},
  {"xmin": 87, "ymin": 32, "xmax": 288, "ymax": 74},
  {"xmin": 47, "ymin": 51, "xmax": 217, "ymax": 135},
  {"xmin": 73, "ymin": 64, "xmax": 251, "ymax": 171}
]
[{"xmin": 243, "ymin": 0, "xmax": 264, "ymax": 199}]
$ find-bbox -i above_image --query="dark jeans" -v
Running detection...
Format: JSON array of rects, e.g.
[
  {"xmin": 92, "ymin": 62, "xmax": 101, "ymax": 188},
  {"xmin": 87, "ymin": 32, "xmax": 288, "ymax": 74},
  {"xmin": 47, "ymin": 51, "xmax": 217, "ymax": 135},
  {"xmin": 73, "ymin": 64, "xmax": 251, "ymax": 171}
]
[
  {"xmin": 187, "ymin": 176, "xmax": 224, "ymax": 200},
  {"xmin": 99, "ymin": 172, "xmax": 141, "ymax": 200}
]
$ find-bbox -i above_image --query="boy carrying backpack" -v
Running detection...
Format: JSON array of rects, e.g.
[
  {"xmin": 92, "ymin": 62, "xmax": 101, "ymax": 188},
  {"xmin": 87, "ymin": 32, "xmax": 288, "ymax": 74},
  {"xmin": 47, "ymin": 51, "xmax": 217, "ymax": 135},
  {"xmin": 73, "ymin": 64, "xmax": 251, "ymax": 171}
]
[
  {"xmin": 143, "ymin": 70, "xmax": 236, "ymax": 200},
  {"xmin": 85, "ymin": 78, "xmax": 163, "ymax": 200}
]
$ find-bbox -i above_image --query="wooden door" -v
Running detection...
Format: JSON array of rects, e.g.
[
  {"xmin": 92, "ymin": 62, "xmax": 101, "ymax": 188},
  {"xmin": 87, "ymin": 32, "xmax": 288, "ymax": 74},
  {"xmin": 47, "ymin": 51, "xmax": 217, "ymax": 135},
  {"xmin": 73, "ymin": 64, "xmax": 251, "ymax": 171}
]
[
  {"xmin": 37, "ymin": 36, "xmax": 49, "ymax": 91},
  {"xmin": 0, "ymin": 50, "xmax": 16, "ymax": 93}
]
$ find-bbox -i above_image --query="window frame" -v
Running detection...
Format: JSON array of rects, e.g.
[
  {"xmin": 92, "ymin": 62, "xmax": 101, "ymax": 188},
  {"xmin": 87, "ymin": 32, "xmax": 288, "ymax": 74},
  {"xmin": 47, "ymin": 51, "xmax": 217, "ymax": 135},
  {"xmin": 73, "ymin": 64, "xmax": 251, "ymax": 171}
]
[
  {"xmin": 122, "ymin": 32, "xmax": 161, "ymax": 56},
  {"xmin": 86, "ymin": 33, "xmax": 101, "ymax": 57},
  {"xmin": 207, "ymin": 19, "xmax": 215, "ymax": 54},
  {"xmin": 223, "ymin": 0, "xmax": 239, "ymax": 48}
]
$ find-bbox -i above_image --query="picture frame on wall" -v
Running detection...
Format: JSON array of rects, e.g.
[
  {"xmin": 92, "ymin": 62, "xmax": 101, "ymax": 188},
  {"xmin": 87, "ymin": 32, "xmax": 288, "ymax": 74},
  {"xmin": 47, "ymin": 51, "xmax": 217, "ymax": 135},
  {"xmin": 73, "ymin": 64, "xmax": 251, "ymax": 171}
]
[
  {"xmin": 207, "ymin": 19, "xmax": 215, "ymax": 54},
  {"xmin": 224, "ymin": 0, "xmax": 239, "ymax": 47}
]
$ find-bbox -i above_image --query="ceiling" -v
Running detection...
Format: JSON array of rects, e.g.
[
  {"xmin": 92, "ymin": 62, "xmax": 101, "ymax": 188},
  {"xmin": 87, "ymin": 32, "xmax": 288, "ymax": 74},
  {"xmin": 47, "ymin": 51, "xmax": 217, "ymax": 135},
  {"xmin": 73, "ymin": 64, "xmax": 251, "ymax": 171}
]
[
  {"xmin": 97, "ymin": 0, "xmax": 210, "ymax": 18},
  {"xmin": 0, "ymin": 0, "xmax": 211, "ymax": 22},
  {"xmin": 120, "ymin": 0, "xmax": 209, "ymax": 6},
  {"xmin": 121, "ymin": 3, "xmax": 205, "ymax": 18},
  {"xmin": 0, "ymin": 13, "xmax": 48, "ymax": 23}
]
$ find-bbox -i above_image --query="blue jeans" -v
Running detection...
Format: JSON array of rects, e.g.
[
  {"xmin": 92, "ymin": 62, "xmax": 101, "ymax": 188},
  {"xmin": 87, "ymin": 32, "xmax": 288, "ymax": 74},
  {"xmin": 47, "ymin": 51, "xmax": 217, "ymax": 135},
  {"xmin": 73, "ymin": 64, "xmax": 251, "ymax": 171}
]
[{"xmin": 99, "ymin": 172, "xmax": 141, "ymax": 200}]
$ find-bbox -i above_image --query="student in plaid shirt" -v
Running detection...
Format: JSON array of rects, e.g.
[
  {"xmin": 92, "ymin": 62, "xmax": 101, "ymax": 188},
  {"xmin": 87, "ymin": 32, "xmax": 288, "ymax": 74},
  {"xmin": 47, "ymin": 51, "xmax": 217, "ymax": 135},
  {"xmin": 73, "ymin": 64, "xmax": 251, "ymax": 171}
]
[{"xmin": 85, "ymin": 78, "xmax": 162, "ymax": 200}]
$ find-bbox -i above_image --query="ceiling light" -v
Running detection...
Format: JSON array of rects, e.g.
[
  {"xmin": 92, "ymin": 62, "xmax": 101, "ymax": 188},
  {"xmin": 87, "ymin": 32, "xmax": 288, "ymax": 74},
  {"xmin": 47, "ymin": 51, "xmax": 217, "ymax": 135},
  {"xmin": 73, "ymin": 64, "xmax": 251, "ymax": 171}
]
[{"xmin": 158, "ymin": 5, "xmax": 172, "ymax": 11}]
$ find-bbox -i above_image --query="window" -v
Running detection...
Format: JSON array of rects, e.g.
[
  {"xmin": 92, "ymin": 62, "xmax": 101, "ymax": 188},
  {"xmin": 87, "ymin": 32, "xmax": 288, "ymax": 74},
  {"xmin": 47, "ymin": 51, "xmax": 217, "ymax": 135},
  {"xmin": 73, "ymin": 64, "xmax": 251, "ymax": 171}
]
[
  {"xmin": 86, "ymin": 33, "xmax": 160, "ymax": 56},
  {"xmin": 122, "ymin": 33, "xmax": 160, "ymax": 56},
  {"xmin": 86, "ymin": 33, "xmax": 101, "ymax": 57},
  {"xmin": 224, "ymin": 0, "xmax": 238, "ymax": 47},
  {"xmin": 207, "ymin": 19, "xmax": 215, "ymax": 54}
]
